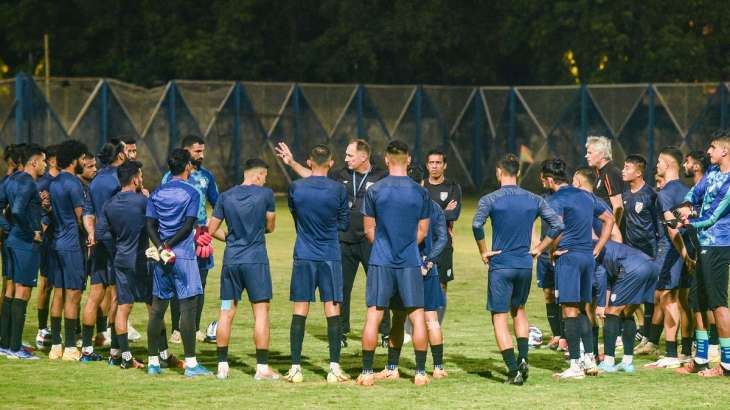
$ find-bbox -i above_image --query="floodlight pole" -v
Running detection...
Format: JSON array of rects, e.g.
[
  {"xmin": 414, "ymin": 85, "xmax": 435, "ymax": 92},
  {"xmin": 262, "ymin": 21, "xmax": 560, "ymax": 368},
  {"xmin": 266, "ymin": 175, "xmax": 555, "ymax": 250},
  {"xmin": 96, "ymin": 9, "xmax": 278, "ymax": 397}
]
[{"xmin": 44, "ymin": 33, "xmax": 51, "ymax": 143}]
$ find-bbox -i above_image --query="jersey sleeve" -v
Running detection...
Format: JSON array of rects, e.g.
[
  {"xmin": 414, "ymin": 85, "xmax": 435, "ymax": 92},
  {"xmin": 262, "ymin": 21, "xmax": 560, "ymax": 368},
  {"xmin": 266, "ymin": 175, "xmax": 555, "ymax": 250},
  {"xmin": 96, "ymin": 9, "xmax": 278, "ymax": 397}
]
[
  {"xmin": 82, "ymin": 190, "xmax": 94, "ymax": 216},
  {"xmin": 12, "ymin": 179, "xmax": 41, "ymax": 233},
  {"xmin": 594, "ymin": 265, "xmax": 609, "ymax": 307},
  {"xmin": 362, "ymin": 186, "xmax": 376, "ymax": 217},
  {"xmin": 266, "ymin": 189, "xmax": 275, "ymax": 213},
  {"xmin": 419, "ymin": 189, "xmax": 431, "ymax": 220},
  {"xmin": 427, "ymin": 205, "xmax": 448, "ymax": 262},
  {"xmin": 690, "ymin": 176, "xmax": 730, "ymax": 229},
  {"xmin": 205, "ymin": 170, "xmax": 219, "ymax": 207},
  {"xmin": 537, "ymin": 195, "xmax": 564, "ymax": 239},
  {"xmin": 444, "ymin": 183, "xmax": 462, "ymax": 222},
  {"xmin": 184, "ymin": 188, "xmax": 201, "ymax": 219},
  {"xmin": 145, "ymin": 194, "xmax": 158, "ymax": 219},
  {"xmin": 287, "ymin": 183, "xmax": 297, "ymax": 221},
  {"xmin": 212, "ymin": 194, "xmax": 225, "ymax": 220},
  {"xmin": 471, "ymin": 194, "xmax": 493, "ymax": 241},
  {"xmin": 604, "ymin": 166, "xmax": 624, "ymax": 198},
  {"xmin": 337, "ymin": 184, "xmax": 349, "ymax": 232},
  {"xmin": 69, "ymin": 180, "xmax": 85, "ymax": 210}
]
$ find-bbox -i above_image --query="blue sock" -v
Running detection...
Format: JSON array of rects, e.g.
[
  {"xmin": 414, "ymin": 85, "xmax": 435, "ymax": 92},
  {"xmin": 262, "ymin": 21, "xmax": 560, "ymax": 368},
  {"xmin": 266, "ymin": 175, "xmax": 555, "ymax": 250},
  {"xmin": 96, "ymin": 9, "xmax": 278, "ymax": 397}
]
[
  {"xmin": 695, "ymin": 330, "xmax": 709, "ymax": 363},
  {"xmin": 720, "ymin": 338, "xmax": 730, "ymax": 370}
]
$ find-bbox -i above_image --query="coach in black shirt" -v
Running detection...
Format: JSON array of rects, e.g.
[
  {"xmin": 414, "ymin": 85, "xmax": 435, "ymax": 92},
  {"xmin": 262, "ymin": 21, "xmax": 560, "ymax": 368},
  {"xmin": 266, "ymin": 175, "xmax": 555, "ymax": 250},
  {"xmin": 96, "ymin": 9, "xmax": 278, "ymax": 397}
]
[
  {"xmin": 276, "ymin": 140, "xmax": 389, "ymax": 346},
  {"xmin": 585, "ymin": 136, "xmax": 624, "ymax": 223}
]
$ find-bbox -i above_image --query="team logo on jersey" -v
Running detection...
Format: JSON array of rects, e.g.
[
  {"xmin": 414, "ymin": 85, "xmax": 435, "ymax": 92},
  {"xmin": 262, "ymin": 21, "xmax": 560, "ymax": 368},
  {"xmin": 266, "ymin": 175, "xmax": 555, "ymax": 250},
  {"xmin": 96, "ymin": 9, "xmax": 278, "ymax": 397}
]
[
  {"xmin": 440, "ymin": 192, "xmax": 448, "ymax": 202},
  {"xmin": 199, "ymin": 177, "xmax": 208, "ymax": 189},
  {"xmin": 611, "ymin": 293, "xmax": 617, "ymax": 302},
  {"xmin": 634, "ymin": 202, "xmax": 644, "ymax": 214},
  {"xmin": 366, "ymin": 182, "xmax": 374, "ymax": 190}
]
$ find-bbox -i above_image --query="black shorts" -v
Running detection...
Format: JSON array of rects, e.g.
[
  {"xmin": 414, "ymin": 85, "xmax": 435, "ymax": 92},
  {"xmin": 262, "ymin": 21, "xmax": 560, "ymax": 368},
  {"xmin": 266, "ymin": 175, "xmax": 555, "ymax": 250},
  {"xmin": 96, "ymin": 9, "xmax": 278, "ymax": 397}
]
[
  {"xmin": 435, "ymin": 239, "xmax": 454, "ymax": 284},
  {"xmin": 689, "ymin": 246, "xmax": 730, "ymax": 311}
]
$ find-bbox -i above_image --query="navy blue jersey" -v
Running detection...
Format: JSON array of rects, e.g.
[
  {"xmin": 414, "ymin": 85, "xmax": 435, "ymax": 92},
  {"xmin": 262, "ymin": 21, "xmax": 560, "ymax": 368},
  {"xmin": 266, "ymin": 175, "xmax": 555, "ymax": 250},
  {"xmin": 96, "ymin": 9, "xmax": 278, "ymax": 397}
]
[
  {"xmin": 0, "ymin": 172, "xmax": 21, "ymax": 234},
  {"xmin": 103, "ymin": 191, "xmax": 148, "ymax": 269},
  {"xmin": 146, "ymin": 179, "xmax": 200, "ymax": 259},
  {"xmin": 212, "ymin": 184, "xmax": 275, "ymax": 265},
  {"xmin": 591, "ymin": 194, "xmax": 612, "ymax": 236},
  {"xmin": 421, "ymin": 201, "xmax": 448, "ymax": 263},
  {"xmin": 288, "ymin": 176, "xmax": 349, "ymax": 261},
  {"xmin": 596, "ymin": 240, "xmax": 654, "ymax": 303},
  {"xmin": 656, "ymin": 179, "xmax": 690, "ymax": 245},
  {"xmin": 163, "ymin": 166, "xmax": 219, "ymax": 225},
  {"xmin": 36, "ymin": 172, "xmax": 54, "ymax": 227},
  {"xmin": 0, "ymin": 176, "xmax": 10, "ymax": 233},
  {"xmin": 473, "ymin": 185, "xmax": 563, "ymax": 270},
  {"xmin": 84, "ymin": 166, "xmax": 120, "ymax": 241},
  {"xmin": 622, "ymin": 183, "xmax": 659, "ymax": 257},
  {"xmin": 5, "ymin": 172, "xmax": 42, "ymax": 249},
  {"xmin": 363, "ymin": 176, "xmax": 431, "ymax": 268},
  {"xmin": 548, "ymin": 185, "xmax": 607, "ymax": 253},
  {"xmin": 49, "ymin": 171, "xmax": 85, "ymax": 251}
]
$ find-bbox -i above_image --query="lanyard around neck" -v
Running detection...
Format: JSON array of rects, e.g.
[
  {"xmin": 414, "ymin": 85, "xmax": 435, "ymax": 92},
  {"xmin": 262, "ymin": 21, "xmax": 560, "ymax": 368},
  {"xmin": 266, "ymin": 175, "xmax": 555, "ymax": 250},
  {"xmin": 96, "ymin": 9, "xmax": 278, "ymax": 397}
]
[{"xmin": 353, "ymin": 170, "xmax": 370, "ymax": 198}]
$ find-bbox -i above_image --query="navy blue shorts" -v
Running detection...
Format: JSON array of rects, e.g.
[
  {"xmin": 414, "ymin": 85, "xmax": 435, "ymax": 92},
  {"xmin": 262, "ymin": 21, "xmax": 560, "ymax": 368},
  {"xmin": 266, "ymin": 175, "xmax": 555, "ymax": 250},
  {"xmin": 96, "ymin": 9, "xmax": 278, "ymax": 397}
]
[
  {"xmin": 642, "ymin": 264, "xmax": 660, "ymax": 303},
  {"xmin": 90, "ymin": 243, "xmax": 115, "ymax": 286},
  {"xmin": 611, "ymin": 263, "xmax": 657, "ymax": 306},
  {"xmin": 221, "ymin": 263, "xmax": 272, "ymax": 303},
  {"xmin": 654, "ymin": 243, "xmax": 684, "ymax": 290},
  {"xmin": 39, "ymin": 239, "xmax": 52, "ymax": 278},
  {"xmin": 152, "ymin": 258, "xmax": 203, "ymax": 300},
  {"xmin": 52, "ymin": 249, "xmax": 87, "ymax": 290},
  {"xmin": 536, "ymin": 254, "xmax": 555, "ymax": 289},
  {"xmin": 423, "ymin": 269, "xmax": 445, "ymax": 312},
  {"xmin": 554, "ymin": 251, "xmax": 594, "ymax": 304},
  {"xmin": 366, "ymin": 265, "xmax": 424, "ymax": 309},
  {"xmin": 487, "ymin": 268, "xmax": 532, "ymax": 313},
  {"xmin": 8, "ymin": 245, "xmax": 40, "ymax": 287},
  {"xmin": 1, "ymin": 243, "xmax": 9, "ymax": 279},
  {"xmin": 290, "ymin": 260, "xmax": 343, "ymax": 303},
  {"xmin": 593, "ymin": 265, "xmax": 607, "ymax": 302},
  {"xmin": 115, "ymin": 263, "xmax": 152, "ymax": 305}
]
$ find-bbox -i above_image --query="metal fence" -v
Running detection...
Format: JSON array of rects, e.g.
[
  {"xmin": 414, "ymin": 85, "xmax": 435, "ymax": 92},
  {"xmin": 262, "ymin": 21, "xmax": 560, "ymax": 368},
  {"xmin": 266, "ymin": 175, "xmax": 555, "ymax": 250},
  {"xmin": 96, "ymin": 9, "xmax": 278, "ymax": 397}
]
[{"xmin": 0, "ymin": 74, "xmax": 727, "ymax": 192}]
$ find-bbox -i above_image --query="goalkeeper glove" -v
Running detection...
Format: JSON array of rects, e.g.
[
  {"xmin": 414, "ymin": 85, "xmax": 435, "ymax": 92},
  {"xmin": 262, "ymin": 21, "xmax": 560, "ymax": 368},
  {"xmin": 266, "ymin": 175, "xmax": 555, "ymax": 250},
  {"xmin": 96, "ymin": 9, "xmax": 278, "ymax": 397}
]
[
  {"xmin": 145, "ymin": 246, "xmax": 160, "ymax": 262},
  {"xmin": 159, "ymin": 246, "xmax": 176, "ymax": 265}
]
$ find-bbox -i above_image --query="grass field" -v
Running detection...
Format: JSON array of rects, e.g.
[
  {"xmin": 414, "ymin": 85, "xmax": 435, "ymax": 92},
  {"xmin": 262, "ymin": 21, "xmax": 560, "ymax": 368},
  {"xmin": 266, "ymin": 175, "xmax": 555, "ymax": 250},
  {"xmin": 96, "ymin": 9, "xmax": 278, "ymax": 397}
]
[{"xmin": 4, "ymin": 197, "xmax": 728, "ymax": 409}]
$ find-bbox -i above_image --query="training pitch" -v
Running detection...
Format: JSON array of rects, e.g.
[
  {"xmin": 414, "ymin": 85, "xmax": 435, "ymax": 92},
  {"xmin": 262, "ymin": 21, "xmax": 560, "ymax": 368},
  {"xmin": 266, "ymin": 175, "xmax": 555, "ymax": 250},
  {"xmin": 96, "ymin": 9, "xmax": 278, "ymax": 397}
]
[{"xmin": 4, "ymin": 197, "xmax": 727, "ymax": 409}]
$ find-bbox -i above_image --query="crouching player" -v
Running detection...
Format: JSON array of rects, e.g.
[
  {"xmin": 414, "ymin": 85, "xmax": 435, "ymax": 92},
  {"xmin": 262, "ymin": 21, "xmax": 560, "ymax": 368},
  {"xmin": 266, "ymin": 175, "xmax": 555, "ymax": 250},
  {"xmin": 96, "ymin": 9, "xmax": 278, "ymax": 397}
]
[
  {"xmin": 473, "ymin": 154, "xmax": 564, "ymax": 384},
  {"xmin": 206, "ymin": 159, "xmax": 279, "ymax": 381},
  {"xmin": 595, "ymin": 240, "xmax": 659, "ymax": 373}
]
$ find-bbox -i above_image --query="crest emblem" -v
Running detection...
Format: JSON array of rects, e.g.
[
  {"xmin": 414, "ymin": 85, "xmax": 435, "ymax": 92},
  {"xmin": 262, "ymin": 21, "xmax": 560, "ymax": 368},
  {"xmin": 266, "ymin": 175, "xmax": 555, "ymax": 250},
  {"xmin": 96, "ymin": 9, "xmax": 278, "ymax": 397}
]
[
  {"xmin": 610, "ymin": 294, "xmax": 617, "ymax": 302},
  {"xmin": 439, "ymin": 192, "xmax": 449, "ymax": 202},
  {"xmin": 634, "ymin": 201, "xmax": 644, "ymax": 214},
  {"xmin": 199, "ymin": 177, "xmax": 208, "ymax": 189}
]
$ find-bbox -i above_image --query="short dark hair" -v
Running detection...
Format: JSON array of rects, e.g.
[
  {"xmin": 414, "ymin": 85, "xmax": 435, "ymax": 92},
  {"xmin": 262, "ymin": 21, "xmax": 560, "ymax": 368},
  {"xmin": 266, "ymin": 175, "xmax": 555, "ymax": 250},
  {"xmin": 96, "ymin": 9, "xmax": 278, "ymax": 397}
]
[
  {"xmin": 625, "ymin": 154, "xmax": 647, "ymax": 175},
  {"xmin": 97, "ymin": 138, "xmax": 126, "ymax": 166},
  {"xmin": 574, "ymin": 166, "xmax": 597, "ymax": 187},
  {"xmin": 121, "ymin": 136, "xmax": 137, "ymax": 145},
  {"xmin": 167, "ymin": 148, "xmax": 191, "ymax": 176},
  {"xmin": 45, "ymin": 144, "xmax": 59, "ymax": 160},
  {"xmin": 496, "ymin": 154, "xmax": 520, "ymax": 177},
  {"xmin": 408, "ymin": 163, "xmax": 424, "ymax": 184},
  {"xmin": 541, "ymin": 158, "xmax": 569, "ymax": 184},
  {"xmin": 686, "ymin": 150, "xmax": 710, "ymax": 173},
  {"xmin": 244, "ymin": 158, "xmax": 269, "ymax": 171},
  {"xmin": 426, "ymin": 149, "xmax": 447, "ymax": 164},
  {"xmin": 181, "ymin": 135, "xmax": 205, "ymax": 148},
  {"xmin": 117, "ymin": 160, "xmax": 142, "ymax": 186},
  {"xmin": 386, "ymin": 140, "xmax": 409, "ymax": 156},
  {"xmin": 348, "ymin": 139, "xmax": 370, "ymax": 156},
  {"xmin": 57, "ymin": 140, "xmax": 89, "ymax": 169},
  {"xmin": 659, "ymin": 146, "xmax": 683, "ymax": 169},
  {"xmin": 20, "ymin": 144, "xmax": 45, "ymax": 165},
  {"xmin": 309, "ymin": 145, "xmax": 333, "ymax": 166},
  {"xmin": 4, "ymin": 143, "xmax": 26, "ymax": 164}
]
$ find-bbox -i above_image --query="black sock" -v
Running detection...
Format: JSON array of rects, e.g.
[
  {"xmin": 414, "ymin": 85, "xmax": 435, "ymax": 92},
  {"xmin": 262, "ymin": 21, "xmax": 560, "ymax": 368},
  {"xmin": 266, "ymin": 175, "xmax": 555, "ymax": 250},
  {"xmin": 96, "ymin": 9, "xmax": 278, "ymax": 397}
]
[
  {"xmin": 147, "ymin": 298, "xmax": 169, "ymax": 357},
  {"xmin": 682, "ymin": 337, "xmax": 693, "ymax": 356},
  {"xmin": 64, "ymin": 317, "xmax": 77, "ymax": 347},
  {"xmin": 578, "ymin": 314, "xmax": 594, "ymax": 355},
  {"xmin": 326, "ymin": 315, "xmax": 341, "ymax": 363},
  {"xmin": 431, "ymin": 344, "xmax": 444, "ymax": 367},
  {"xmin": 362, "ymin": 350, "xmax": 375, "ymax": 372},
  {"xmin": 414, "ymin": 349, "xmax": 427, "ymax": 373},
  {"xmin": 179, "ymin": 297, "xmax": 197, "ymax": 358},
  {"xmin": 218, "ymin": 346, "xmax": 228, "ymax": 363},
  {"xmin": 709, "ymin": 324, "xmax": 719, "ymax": 345},
  {"xmin": 170, "ymin": 297, "xmax": 180, "ymax": 331},
  {"xmin": 546, "ymin": 303, "xmax": 561, "ymax": 337},
  {"xmin": 118, "ymin": 332, "xmax": 129, "ymax": 356},
  {"xmin": 10, "ymin": 298, "xmax": 28, "ymax": 351},
  {"xmin": 563, "ymin": 317, "xmax": 580, "ymax": 360},
  {"xmin": 516, "ymin": 337, "xmax": 529, "ymax": 362},
  {"xmin": 51, "ymin": 316, "xmax": 62, "ymax": 345},
  {"xmin": 665, "ymin": 341, "xmax": 678, "ymax": 358},
  {"xmin": 387, "ymin": 346, "xmax": 401, "ymax": 369},
  {"xmin": 38, "ymin": 308, "xmax": 49, "ymax": 330},
  {"xmin": 603, "ymin": 314, "xmax": 621, "ymax": 357},
  {"xmin": 256, "ymin": 348, "xmax": 268, "ymax": 365},
  {"xmin": 649, "ymin": 323, "xmax": 663, "ymax": 345},
  {"xmin": 96, "ymin": 313, "xmax": 106, "ymax": 335},
  {"xmin": 75, "ymin": 317, "xmax": 81, "ymax": 334},
  {"xmin": 501, "ymin": 348, "xmax": 518, "ymax": 376},
  {"xmin": 290, "ymin": 314, "xmax": 306, "ymax": 365},
  {"xmin": 195, "ymin": 293, "xmax": 204, "ymax": 332},
  {"xmin": 159, "ymin": 326, "xmax": 169, "ymax": 352},
  {"xmin": 81, "ymin": 324, "xmax": 95, "ymax": 349},
  {"xmin": 643, "ymin": 303, "xmax": 654, "ymax": 336},
  {"xmin": 0, "ymin": 298, "xmax": 11, "ymax": 348},
  {"xmin": 110, "ymin": 323, "xmax": 119, "ymax": 350},
  {"xmin": 622, "ymin": 317, "xmax": 637, "ymax": 356},
  {"xmin": 592, "ymin": 326, "xmax": 599, "ymax": 358}
]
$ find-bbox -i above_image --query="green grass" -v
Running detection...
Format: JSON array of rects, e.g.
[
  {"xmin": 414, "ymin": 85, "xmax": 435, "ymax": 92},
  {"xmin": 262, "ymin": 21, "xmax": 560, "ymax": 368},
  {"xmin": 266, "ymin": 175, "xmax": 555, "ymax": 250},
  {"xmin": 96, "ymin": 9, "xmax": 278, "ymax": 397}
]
[{"xmin": 4, "ymin": 197, "xmax": 728, "ymax": 409}]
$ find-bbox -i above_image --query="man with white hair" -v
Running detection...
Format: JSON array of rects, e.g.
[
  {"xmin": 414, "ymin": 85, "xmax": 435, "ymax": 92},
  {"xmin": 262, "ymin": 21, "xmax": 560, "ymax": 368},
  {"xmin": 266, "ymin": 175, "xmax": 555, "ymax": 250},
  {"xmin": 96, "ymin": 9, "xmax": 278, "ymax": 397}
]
[{"xmin": 585, "ymin": 136, "xmax": 624, "ymax": 223}]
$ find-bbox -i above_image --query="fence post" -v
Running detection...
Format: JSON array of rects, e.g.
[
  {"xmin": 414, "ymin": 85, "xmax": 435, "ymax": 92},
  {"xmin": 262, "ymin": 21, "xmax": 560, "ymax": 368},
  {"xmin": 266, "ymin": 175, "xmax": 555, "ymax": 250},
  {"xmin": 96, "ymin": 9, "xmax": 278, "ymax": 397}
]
[
  {"xmin": 647, "ymin": 84, "xmax": 656, "ymax": 178},
  {"xmin": 168, "ymin": 81, "xmax": 177, "ymax": 154},
  {"xmin": 415, "ymin": 85, "xmax": 423, "ymax": 160},
  {"xmin": 508, "ymin": 87, "xmax": 516, "ymax": 154},
  {"xmin": 14, "ymin": 73, "xmax": 25, "ymax": 144},
  {"xmin": 233, "ymin": 82, "xmax": 242, "ymax": 182},
  {"xmin": 99, "ymin": 80, "xmax": 109, "ymax": 152},
  {"xmin": 293, "ymin": 84, "xmax": 301, "ymax": 157},
  {"xmin": 580, "ymin": 84, "xmax": 588, "ymax": 162},
  {"xmin": 472, "ymin": 95, "xmax": 483, "ymax": 190},
  {"xmin": 356, "ymin": 85, "xmax": 364, "ymax": 139}
]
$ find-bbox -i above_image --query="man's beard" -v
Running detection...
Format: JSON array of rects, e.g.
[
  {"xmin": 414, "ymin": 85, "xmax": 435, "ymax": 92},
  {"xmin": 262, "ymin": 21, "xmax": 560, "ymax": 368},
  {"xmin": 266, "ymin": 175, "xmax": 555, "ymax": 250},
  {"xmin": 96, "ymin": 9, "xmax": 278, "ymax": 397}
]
[
  {"xmin": 684, "ymin": 169, "xmax": 694, "ymax": 178},
  {"xmin": 191, "ymin": 158, "xmax": 203, "ymax": 168},
  {"xmin": 75, "ymin": 163, "xmax": 84, "ymax": 175}
]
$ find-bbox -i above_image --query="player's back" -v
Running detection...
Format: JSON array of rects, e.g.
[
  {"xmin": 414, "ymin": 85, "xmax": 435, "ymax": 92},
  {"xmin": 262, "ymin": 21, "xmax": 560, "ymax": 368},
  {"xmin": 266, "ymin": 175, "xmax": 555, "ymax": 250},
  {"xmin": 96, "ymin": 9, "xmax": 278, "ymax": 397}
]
[
  {"xmin": 6, "ymin": 172, "xmax": 42, "ymax": 246},
  {"xmin": 601, "ymin": 240, "xmax": 652, "ymax": 280},
  {"xmin": 105, "ymin": 191, "xmax": 148, "ymax": 268},
  {"xmin": 147, "ymin": 179, "xmax": 199, "ymax": 258},
  {"xmin": 289, "ymin": 176, "xmax": 348, "ymax": 261},
  {"xmin": 214, "ymin": 184, "xmax": 274, "ymax": 264},
  {"xmin": 50, "ymin": 171, "xmax": 85, "ymax": 250},
  {"xmin": 550, "ymin": 185, "xmax": 597, "ymax": 253}
]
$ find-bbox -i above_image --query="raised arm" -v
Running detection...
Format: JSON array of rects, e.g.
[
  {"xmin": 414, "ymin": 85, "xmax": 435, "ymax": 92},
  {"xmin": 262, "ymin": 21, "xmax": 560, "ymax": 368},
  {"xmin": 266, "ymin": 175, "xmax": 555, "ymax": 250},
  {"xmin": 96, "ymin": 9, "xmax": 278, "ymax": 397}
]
[{"xmin": 275, "ymin": 142, "xmax": 312, "ymax": 178}]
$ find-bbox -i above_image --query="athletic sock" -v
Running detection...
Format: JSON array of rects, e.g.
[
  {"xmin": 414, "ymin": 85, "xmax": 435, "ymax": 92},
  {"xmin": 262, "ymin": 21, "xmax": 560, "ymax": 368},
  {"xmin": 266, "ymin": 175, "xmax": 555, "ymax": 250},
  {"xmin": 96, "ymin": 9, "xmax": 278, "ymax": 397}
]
[
  {"xmin": 501, "ymin": 348, "xmax": 518, "ymax": 376},
  {"xmin": 604, "ymin": 314, "xmax": 621, "ymax": 358},
  {"xmin": 563, "ymin": 317, "xmax": 580, "ymax": 360},
  {"xmin": 256, "ymin": 348, "xmax": 268, "ymax": 365},
  {"xmin": 431, "ymin": 344, "xmax": 444, "ymax": 368},
  {"xmin": 648, "ymin": 323, "xmax": 663, "ymax": 345},
  {"xmin": 719, "ymin": 338, "xmax": 730, "ymax": 371},
  {"xmin": 158, "ymin": 326, "xmax": 169, "ymax": 353},
  {"xmin": 51, "ymin": 316, "xmax": 62, "ymax": 345},
  {"xmin": 414, "ymin": 349, "xmax": 427, "ymax": 373},
  {"xmin": 578, "ymin": 314, "xmax": 594, "ymax": 355},
  {"xmin": 326, "ymin": 315, "xmax": 341, "ymax": 364},
  {"xmin": 622, "ymin": 354, "xmax": 633, "ymax": 365},
  {"xmin": 546, "ymin": 303, "xmax": 561, "ymax": 337},
  {"xmin": 38, "ymin": 308, "xmax": 49, "ymax": 330},
  {"xmin": 621, "ymin": 317, "xmax": 637, "ymax": 356},
  {"xmin": 64, "ymin": 317, "xmax": 77, "ymax": 347},
  {"xmin": 643, "ymin": 303, "xmax": 654, "ymax": 336},
  {"xmin": 290, "ymin": 314, "xmax": 306, "ymax": 365},
  {"xmin": 387, "ymin": 346, "xmax": 401, "ymax": 370},
  {"xmin": 603, "ymin": 355, "xmax": 615, "ymax": 366},
  {"xmin": 592, "ymin": 326, "xmax": 599, "ymax": 358},
  {"xmin": 217, "ymin": 346, "xmax": 228, "ymax": 363},
  {"xmin": 9, "ymin": 298, "xmax": 28, "ymax": 351},
  {"xmin": 118, "ymin": 332, "xmax": 130, "ymax": 360},
  {"xmin": 362, "ymin": 350, "xmax": 375, "ymax": 372},
  {"xmin": 709, "ymin": 324, "xmax": 720, "ymax": 346},
  {"xmin": 109, "ymin": 323, "xmax": 119, "ymax": 350},
  {"xmin": 682, "ymin": 337, "xmax": 693, "ymax": 356},
  {"xmin": 0, "ymin": 298, "xmax": 11, "ymax": 348},
  {"xmin": 665, "ymin": 341, "xmax": 678, "ymax": 358},
  {"xmin": 695, "ymin": 330, "xmax": 709, "ymax": 364},
  {"xmin": 82, "ymin": 324, "xmax": 95, "ymax": 349},
  {"xmin": 184, "ymin": 356, "xmax": 198, "ymax": 368},
  {"xmin": 147, "ymin": 298, "xmax": 169, "ymax": 357},
  {"xmin": 96, "ymin": 313, "xmax": 107, "ymax": 336},
  {"xmin": 516, "ymin": 337, "xmax": 529, "ymax": 362}
]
